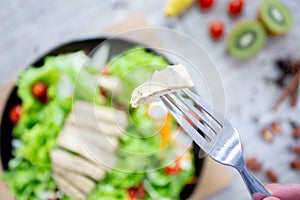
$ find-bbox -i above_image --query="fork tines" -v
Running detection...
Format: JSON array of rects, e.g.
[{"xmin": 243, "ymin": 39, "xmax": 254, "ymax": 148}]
[{"xmin": 160, "ymin": 89, "xmax": 223, "ymax": 151}]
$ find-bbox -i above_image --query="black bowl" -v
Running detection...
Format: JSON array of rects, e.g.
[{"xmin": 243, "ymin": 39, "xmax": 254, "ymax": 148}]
[{"xmin": 0, "ymin": 36, "xmax": 204, "ymax": 199}]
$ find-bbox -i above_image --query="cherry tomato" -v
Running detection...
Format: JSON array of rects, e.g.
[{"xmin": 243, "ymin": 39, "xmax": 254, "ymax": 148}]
[
  {"xmin": 164, "ymin": 162, "xmax": 181, "ymax": 175},
  {"xmin": 197, "ymin": 0, "xmax": 215, "ymax": 10},
  {"xmin": 135, "ymin": 184, "xmax": 146, "ymax": 198},
  {"xmin": 31, "ymin": 81, "xmax": 48, "ymax": 103},
  {"xmin": 228, "ymin": 0, "xmax": 244, "ymax": 16},
  {"xmin": 9, "ymin": 104, "xmax": 23, "ymax": 124},
  {"xmin": 127, "ymin": 187, "xmax": 137, "ymax": 200},
  {"xmin": 127, "ymin": 183, "xmax": 145, "ymax": 200},
  {"xmin": 209, "ymin": 20, "xmax": 224, "ymax": 40}
]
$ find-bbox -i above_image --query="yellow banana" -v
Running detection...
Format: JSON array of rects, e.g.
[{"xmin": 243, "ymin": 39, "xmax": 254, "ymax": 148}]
[{"xmin": 164, "ymin": 0, "xmax": 195, "ymax": 17}]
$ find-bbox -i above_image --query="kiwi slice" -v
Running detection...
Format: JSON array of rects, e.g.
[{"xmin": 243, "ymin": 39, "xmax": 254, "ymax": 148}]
[
  {"xmin": 227, "ymin": 20, "xmax": 266, "ymax": 59},
  {"xmin": 258, "ymin": 0, "xmax": 292, "ymax": 35}
]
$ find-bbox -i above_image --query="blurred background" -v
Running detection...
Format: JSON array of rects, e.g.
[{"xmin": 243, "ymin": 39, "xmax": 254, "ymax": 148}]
[{"xmin": 1, "ymin": 0, "xmax": 300, "ymax": 199}]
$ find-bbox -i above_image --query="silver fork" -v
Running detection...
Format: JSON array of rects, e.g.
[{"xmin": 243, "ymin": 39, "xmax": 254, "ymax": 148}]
[{"xmin": 160, "ymin": 89, "xmax": 271, "ymax": 199}]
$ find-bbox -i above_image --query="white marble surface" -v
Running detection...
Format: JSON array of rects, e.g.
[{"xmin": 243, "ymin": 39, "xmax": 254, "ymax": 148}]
[{"xmin": 1, "ymin": 0, "xmax": 300, "ymax": 199}]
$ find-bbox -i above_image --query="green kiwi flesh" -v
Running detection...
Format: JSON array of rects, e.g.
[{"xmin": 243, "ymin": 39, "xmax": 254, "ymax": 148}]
[
  {"xmin": 227, "ymin": 20, "xmax": 266, "ymax": 59},
  {"xmin": 259, "ymin": 0, "xmax": 292, "ymax": 35}
]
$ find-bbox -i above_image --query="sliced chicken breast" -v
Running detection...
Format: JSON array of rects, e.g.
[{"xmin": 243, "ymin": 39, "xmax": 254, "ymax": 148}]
[
  {"xmin": 52, "ymin": 174, "xmax": 86, "ymax": 200},
  {"xmin": 98, "ymin": 76, "xmax": 121, "ymax": 94},
  {"xmin": 66, "ymin": 113, "xmax": 124, "ymax": 137},
  {"xmin": 53, "ymin": 166, "xmax": 95, "ymax": 194},
  {"xmin": 130, "ymin": 64, "xmax": 194, "ymax": 108},
  {"xmin": 57, "ymin": 127, "xmax": 117, "ymax": 169},
  {"xmin": 50, "ymin": 149, "xmax": 106, "ymax": 181},
  {"xmin": 59, "ymin": 124, "xmax": 119, "ymax": 152},
  {"xmin": 72, "ymin": 100, "xmax": 128, "ymax": 128}
]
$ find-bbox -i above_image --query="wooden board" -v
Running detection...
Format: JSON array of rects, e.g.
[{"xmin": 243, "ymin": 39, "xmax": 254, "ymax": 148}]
[{"xmin": 0, "ymin": 83, "xmax": 14, "ymax": 200}]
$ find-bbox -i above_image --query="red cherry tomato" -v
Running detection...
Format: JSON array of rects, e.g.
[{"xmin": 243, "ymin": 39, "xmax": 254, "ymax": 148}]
[
  {"xmin": 127, "ymin": 187, "xmax": 137, "ymax": 200},
  {"xmin": 209, "ymin": 20, "xmax": 224, "ymax": 40},
  {"xmin": 164, "ymin": 162, "xmax": 181, "ymax": 175},
  {"xmin": 127, "ymin": 183, "xmax": 145, "ymax": 200},
  {"xmin": 228, "ymin": 0, "xmax": 244, "ymax": 16},
  {"xmin": 135, "ymin": 184, "xmax": 146, "ymax": 198},
  {"xmin": 31, "ymin": 81, "xmax": 48, "ymax": 103},
  {"xmin": 197, "ymin": 0, "xmax": 215, "ymax": 10},
  {"xmin": 9, "ymin": 104, "xmax": 23, "ymax": 124}
]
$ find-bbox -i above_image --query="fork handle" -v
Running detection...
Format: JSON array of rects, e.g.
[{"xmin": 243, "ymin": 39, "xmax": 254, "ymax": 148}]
[{"xmin": 238, "ymin": 164, "xmax": 271, "ymax": 199}]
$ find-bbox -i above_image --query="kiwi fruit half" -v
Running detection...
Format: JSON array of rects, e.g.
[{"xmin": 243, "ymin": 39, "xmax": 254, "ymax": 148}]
[
  {"xmin": 258, "ymin": 0, "xmax": 292, "ymax": 35},
  {"xmin": 227, "ymin": 20, "xmax": 266, "ymax": 59}
]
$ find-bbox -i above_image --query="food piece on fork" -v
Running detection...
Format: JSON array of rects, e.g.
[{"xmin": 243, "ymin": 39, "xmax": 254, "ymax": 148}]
[
  {"xmin": 130, "ymin": 63, "xmax": 271, "ymax": 198},
  {"xmin": 130, "ymin": 64, "xmax": 194, "ymax": 108}
]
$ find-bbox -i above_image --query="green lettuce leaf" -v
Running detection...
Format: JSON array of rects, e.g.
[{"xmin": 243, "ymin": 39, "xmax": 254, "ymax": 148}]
[
  {"xmin": 17, "ymin": 64, "xmax": 60, "ymax": 111},
  {"xmin": 2, "ymin": 159, "xmax": 56, "ymax": 200},
  {"xmin": 108, "ymin": 47, "xmax": 168, "ymax": 105},
  {"xmin": 44, "ymin": 51, "xmax": 102, "ymax": 104}
]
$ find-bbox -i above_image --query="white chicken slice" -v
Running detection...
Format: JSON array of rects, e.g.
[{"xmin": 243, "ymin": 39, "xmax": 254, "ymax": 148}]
[
  {"xmin": 98, "ymin": 76, "xmax": 121, "ymax": 94},
  {"xmin": 130, "ymin": 64, "xmax": 194, "ymax": 108},
  {"xmin": 50, "ymin": 149, "xmax": 106, "ymax": 181},
  {"xmin": 59, "ymin": 124, "xmax": 119, "ymax": 153},
  {"xmin": 66, "ymin": 113, "xmax": 124, "ymax": 137},
  {"xmin": 72, "ymin": 100, "xmax": 128, "ymax": 128},
  {"xmin": 52, "ymin": 174, "xmax": 86, "ymax": 200},
  {"xmin": 53, "ymin": 166, "xmax": 95, "ymax": 194},
  {"xmin": 57, "ymin": 126, "xmax": 116, "ymax": 169}
]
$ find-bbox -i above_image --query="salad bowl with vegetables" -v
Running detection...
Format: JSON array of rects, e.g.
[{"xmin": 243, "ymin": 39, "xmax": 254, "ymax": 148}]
[{"xmin": 0, "ymin": 37, "xmax": 204, "ymax": 200}]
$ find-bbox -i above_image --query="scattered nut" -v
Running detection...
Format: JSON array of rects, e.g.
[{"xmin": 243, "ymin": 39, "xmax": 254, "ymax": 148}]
[
  {"xmin": 261, "ymin": 128, "xmax": 274, "ymax": 142},
  {"xmin": 292, "ymin": 145, "xmax": 300, "ymax": 155},
  {"xmin": 290, "ymin": 160, "xmax": 300, "ymax": 170},
  {"xmin": 246, "ymin": 157, "xmax": 263, "ymax": 172},
  {"xmin": 271, "ymin": 121, "xmax": 282, "ymax": 134},
  {"xmin": 292, "ymin": 126, "xmax": 300, "ymax": 140},
  {"xmin": 265, "ymin": 169, "xmax": 278, "ymax": 183}
]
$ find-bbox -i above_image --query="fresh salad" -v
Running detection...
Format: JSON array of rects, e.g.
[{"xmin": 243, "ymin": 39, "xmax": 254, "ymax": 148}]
[{"xmin": 3, "ymin": 46, "xmax": 196, "ymax": 200}]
